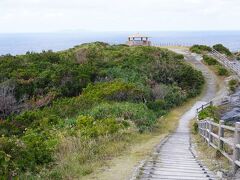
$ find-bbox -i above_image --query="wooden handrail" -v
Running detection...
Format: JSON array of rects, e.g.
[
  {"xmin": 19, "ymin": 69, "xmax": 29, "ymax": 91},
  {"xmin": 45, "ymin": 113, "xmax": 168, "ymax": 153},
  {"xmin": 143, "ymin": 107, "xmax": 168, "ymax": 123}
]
[
  {"xmin": 221, "ymin": 125, "xmax": 235, "ymax": 131},
  {"xmin": 197, "ymin": 118, "xmax": 240, "ymax": 173},
  {"xmin": 196, "ymin": 101, "xmax": 213, "ymax": 113}
]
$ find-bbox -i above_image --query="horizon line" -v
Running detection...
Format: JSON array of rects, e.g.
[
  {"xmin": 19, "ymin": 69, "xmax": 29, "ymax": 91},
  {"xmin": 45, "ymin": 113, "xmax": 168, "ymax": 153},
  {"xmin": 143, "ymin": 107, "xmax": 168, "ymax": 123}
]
[{"xmin": 1, "ymin": 30, "xmax": 240, "ymax": 34}]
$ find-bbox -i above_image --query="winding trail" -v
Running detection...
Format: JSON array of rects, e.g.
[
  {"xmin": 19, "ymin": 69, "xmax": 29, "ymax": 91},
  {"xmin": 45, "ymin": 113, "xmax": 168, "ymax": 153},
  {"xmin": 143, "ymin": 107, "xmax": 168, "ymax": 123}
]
[{"xmin": 137, "ymin": 50, "xmax": 220, "ymax": 180}]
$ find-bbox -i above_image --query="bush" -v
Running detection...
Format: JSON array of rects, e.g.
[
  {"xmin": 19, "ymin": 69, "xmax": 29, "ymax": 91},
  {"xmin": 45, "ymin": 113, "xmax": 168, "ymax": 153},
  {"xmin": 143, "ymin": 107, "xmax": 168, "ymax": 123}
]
[
  {"xmin": 75, "ymin": 115, "xmax": 123, "ymax": 138},
  {"xmin": 198, "ymin": 106, "xmax": 220, "ymax": 122},
  {"xmin": 190, "ymin": 45, "xmax": 212, "ymax": 54},
  {"xmin": 213, "ymin": 44, "xmax": 232, "ymax": 56},
  {"xmin": 202, "ymin": 54, "xmax": 229, "ymax": 77},
  {"xmin": 0, "ymin": 150, "xmax": 10, "ymax": 176},
  {"xmin": 0, "ymin": 129, "xmax": 58, "ymax": 177},
  {"xmin": 147, "ymin": 99, "xmax": 167, "ymax": 113},
  {"xmin": 203, "ymin": 55, "xmax": 218, "ymax": 65},
  {"xmin": 193, "ymin": 121, "xmax": 198, "ymax": 134},
  {"xmin": 229, "ymin": 79, "xmax": 239, "ymax": 92},
  {"xmin": 84, "ymin": 102, "xmax": 157, "ymax": 132},
  {"xmin": 82, "ymin": 80, "xmax": 147, "ymax": 103},
  {"xmin": 216, "ymin": 65, "xmax": 229, "ymax": 76}
]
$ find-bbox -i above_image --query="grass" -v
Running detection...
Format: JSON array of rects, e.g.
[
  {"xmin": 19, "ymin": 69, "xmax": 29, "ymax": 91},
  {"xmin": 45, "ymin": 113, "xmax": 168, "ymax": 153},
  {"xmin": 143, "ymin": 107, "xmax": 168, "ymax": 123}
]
[{"xmin": 40, "ymin": 129, "xmax": 137, "ymax": 179}]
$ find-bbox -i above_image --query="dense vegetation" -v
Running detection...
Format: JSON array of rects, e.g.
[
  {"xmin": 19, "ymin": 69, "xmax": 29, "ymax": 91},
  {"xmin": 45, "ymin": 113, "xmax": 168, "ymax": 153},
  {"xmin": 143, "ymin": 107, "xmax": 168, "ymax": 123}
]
[
  {"xmin": 213, "ymin": 44, "xmax": 233, "ymax": 57},
  {"xmin": 0, "ymin": 42, "xmax": 204, "ymax": 178},
  {"xmin": 202, "ymin": 55, "xmax": 229, "ymax": 76},
  {"xmin": 190, "ymin": 45, "xmax": 212, "ymax": 54},
  {"xmin": 198, "ymin": 106, "xmax": 220, "ymax": 123}
]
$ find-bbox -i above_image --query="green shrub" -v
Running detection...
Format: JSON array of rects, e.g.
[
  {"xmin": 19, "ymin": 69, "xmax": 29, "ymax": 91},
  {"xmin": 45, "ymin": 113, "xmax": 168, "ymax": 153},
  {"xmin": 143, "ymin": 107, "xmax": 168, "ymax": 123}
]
[
  {"xmin": 203, "ymin": 55, "xmax": 218, "ymax": 65},
  {"xmin": 0, "ymin": 128, "xmax": 58, "ymax": 177},
  {"xmin": 82, "ymin": 80, "xmax": 147, "ymax": 103},
  {"xmin": 190, "ymin": 45, "xmax": 212, "ymax": 54},
  {"xmin": 84, "ymin": 102, "xmax": 157, "ymax": 132},
  {"xmin": 163, "ymin": 86, "xmax": 186, "ymax": 108},
  {"xmin": 174, "ymin": 54, "xmax": 184, "ymax": 59},
  {"xmin": 0, "ymin": 150, "xmax": 10, "ymax": 176},
  {"xmin": 201, "ymin": 54, "xmax": 229, "ymax": 77},
  {"xmin": 193, "ymin": 121, "xmax": 198, "ymax": 134},
  {"xmin": 216, "ymin": 65, "xmax": 229, "ymax": 76},
  {"xmin": 198, "ymin": 106, "xmax": 220, "ymax": 122},
  {"xmin": 147, "ymin": 99, "xmax": 167, "ymax": 114},
  {"xmin": 75, "ymin": 115, "xmax": 123, "ymax": 138},
  {"xmin": 213, "ymin": 44, "xmax": 232, "ymax": 56},
  {"xmin": 228, "ymin": 79, "xmax": 239, "ymax": 92},
  {"xmin": 21, "ymin": 129, "xmax": 58, "ymax": 170}
]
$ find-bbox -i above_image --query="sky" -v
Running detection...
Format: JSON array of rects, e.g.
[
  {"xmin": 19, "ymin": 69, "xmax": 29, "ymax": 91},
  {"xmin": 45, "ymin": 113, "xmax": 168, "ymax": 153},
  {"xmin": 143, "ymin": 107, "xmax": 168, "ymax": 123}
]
[{"xmin": 0, "ymin": 0, "xmax": 240, "ymax": 33}]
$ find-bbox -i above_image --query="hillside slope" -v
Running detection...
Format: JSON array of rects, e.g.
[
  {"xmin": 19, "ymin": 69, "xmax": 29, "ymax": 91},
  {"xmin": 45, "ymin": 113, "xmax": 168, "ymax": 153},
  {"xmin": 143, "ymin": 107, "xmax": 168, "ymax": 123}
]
[{"xmin": 0, "ymin": 42, "xmax": 204, "ymax": 178}]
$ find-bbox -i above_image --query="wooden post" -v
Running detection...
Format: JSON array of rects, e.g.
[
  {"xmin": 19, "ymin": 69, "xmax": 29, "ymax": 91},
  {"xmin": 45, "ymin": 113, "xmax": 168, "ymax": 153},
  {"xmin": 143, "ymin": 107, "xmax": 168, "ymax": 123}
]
[
  {"xmin": 200, "ymin": 122, "xmax": 202, "ymax": 135},
  {"xmin": 208, "ymin": 120, "xmax": 213, "ymax": 146},
  {"xmin": 218, "ymin": 120, "xmax": 224, "ymax": 150},
  {"xmin": 210, "ymin": 101, "xmax": 213, "ymax": 106},
  {"xmin": 198, "ymin": 122, "xmax": 200, "ymax": 134},
  {"xmin": 204, "ymin": 121, "xmax": 207, "ymax": 142},
  {"xmin": 233, "ymin": 122, "xmax": 240, "ymax": 173},
  {"xmin": 203, "ymin": 121, "xmax": 206, "ymax": 140},
  {"xmin": 200, "ymin": 123, "xmax": 202, "ymax": 135}
]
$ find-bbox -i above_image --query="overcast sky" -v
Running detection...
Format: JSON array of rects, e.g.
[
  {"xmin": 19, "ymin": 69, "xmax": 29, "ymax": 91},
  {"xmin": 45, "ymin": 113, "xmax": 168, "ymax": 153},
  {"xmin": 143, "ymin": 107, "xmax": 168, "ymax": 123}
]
[{"xmin": 1, "ymin": 0, "xmax": 240, "ymax": 33}]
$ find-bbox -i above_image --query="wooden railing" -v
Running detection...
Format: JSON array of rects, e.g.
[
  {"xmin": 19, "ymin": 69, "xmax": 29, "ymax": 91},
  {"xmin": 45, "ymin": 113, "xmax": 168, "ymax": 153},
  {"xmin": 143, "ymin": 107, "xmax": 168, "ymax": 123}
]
[
  {"xmin": 196, "ymin": 49, "xmax": 240, "ymax": 173},
  {"xmin": 210, "ymin": 49, "xmax": 240, "ymax": 77},
  {"xmin": 196, "ymin": 101, "xmax": 213, "ymax": 113},
  {"xmin": 198, "ymin": 119, "xmax": 240, "ymax": 173},
  {"xmin": 197, "ymin": 100, "xmax": 240, "ymax": 173}
]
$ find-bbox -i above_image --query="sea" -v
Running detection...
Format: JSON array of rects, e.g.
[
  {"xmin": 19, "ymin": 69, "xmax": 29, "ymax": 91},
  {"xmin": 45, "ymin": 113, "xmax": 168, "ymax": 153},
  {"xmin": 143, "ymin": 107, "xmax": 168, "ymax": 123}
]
[{"xmin": 1, "ymin": 31, "xmax": 240, "ymax": 55}]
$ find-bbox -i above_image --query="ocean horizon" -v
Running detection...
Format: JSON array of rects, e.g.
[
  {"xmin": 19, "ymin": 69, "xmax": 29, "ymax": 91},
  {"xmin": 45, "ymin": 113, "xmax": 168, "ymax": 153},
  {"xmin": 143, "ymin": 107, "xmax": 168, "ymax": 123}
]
[{"xmin": 1, "ymin": 31, "xmax": 240, "ymax": 55}]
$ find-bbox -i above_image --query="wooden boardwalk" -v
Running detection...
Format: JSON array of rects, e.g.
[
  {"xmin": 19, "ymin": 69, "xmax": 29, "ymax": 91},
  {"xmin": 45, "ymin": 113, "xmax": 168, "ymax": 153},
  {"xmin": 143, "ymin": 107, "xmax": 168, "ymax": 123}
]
[
  {"xmin": 138, "ymin": 107, "xmax": 218, "ymax": 180},
  {"xmin": 135, "ymin": 52, "xmax": 219, "ymax": 180}
]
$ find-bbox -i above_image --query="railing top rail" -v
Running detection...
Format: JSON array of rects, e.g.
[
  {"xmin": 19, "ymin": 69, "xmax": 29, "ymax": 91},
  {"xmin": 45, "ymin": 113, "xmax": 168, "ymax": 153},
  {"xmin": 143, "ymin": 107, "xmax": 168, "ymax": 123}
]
[
  {"xmin": 196, "ymin": 101, "xmax": 213, "ymax": 112},
  {"xmin": 221, "ymin": 124, "xmax": 235, "ymax": 131},
  {"xmin": 208, "ymin": 121, "xmax": 219, "ymax": 127}
]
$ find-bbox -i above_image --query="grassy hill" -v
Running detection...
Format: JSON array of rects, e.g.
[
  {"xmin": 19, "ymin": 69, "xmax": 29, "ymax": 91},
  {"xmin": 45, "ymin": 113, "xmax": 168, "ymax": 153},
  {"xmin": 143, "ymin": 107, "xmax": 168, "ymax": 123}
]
[{"xmin": 0, "ymin": 42, "xmax": 204, "ymax": 178}]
